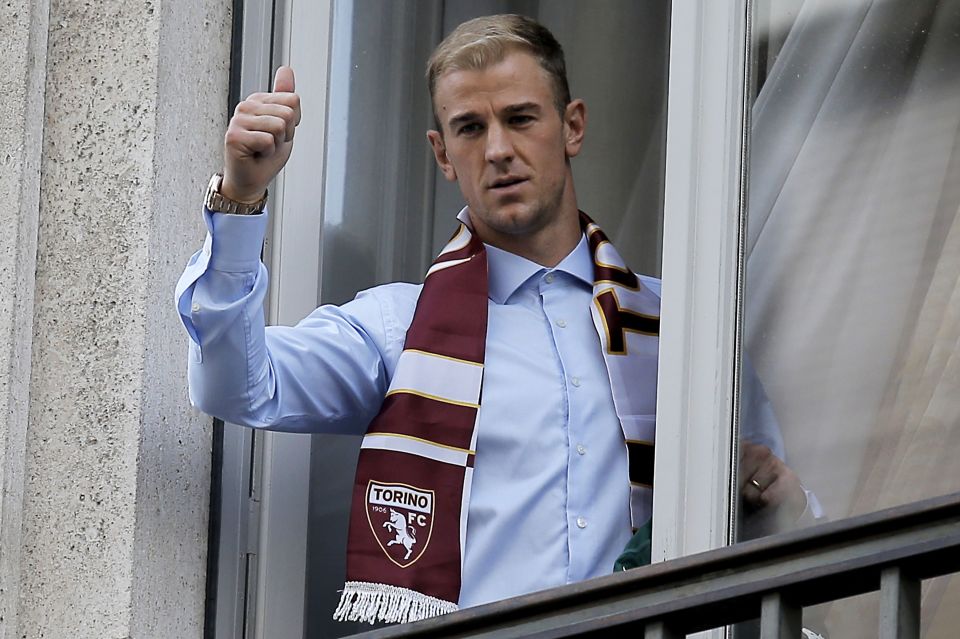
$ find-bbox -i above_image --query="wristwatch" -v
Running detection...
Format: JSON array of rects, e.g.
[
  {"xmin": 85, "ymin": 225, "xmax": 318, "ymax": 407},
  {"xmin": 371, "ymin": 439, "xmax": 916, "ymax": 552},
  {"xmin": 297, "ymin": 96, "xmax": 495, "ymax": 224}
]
[{"xmin": 204, "ymin": 173, "xmax": 268, "ymax": 215}]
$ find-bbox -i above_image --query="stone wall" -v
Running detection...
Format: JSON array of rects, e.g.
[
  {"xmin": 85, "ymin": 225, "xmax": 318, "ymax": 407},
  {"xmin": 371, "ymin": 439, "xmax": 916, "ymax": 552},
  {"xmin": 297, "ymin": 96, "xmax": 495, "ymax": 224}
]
[
  {"xmin": 0, "ymin": 1, "xmax": 49, "ymax": 636},
  {"xmin": 0, "ymin": 0, "xmax": 230, "ymax": 636}
]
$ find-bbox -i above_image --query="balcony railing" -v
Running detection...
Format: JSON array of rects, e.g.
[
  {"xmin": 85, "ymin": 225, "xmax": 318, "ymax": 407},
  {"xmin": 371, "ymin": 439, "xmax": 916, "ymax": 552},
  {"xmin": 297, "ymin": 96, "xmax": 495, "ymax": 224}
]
[{"xmin": 352, "ymin": 491, "xmax": 960, "ymax": 638}]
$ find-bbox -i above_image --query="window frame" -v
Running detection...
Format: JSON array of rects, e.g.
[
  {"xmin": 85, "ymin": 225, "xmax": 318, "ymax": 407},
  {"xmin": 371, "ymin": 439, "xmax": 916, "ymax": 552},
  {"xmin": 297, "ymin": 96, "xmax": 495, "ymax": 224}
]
[
  {"xmin": 214, "ymin": 1, "xmax": 336, "ymax": 638},
  {"xmin": 254, "ymin": 0, "xmax": 335, "ymax": 637},
  {"xmin": 652, "ymin": 0, "xmax": 751, "ymax": 563},
  {"xmin": 221, "ymin": 0, "xmax": 755, "ymax": 636}
]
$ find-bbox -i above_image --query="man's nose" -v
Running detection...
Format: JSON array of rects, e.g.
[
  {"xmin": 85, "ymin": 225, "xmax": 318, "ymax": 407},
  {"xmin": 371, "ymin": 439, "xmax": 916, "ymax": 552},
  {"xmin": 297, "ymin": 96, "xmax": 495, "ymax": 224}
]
[{"xmin": 484, "ymin": 122, "xmax": 515, "ymax": 165}]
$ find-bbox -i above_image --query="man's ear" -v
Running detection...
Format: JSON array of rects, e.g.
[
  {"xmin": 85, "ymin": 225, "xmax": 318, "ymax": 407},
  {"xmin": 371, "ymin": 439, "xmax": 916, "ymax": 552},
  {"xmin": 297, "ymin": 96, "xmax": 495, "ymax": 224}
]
[
  {"xmin": 427, "ymin": 130, "xmax": 457, "ymax": 182},
  {"xmin": 563, "ymin": 99, "xmax": 587, "ymax": 159}
]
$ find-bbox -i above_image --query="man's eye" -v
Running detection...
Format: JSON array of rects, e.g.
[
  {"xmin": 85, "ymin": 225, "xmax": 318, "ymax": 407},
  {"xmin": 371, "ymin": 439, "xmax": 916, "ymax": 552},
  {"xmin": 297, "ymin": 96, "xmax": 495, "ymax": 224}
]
[
  {"xmin": 510, "ymin": 115, "xmax": 534, "ymax": 125},
  {"xmin": 458, "ymin": 123, "xmax": 482, "ymax": 135}
]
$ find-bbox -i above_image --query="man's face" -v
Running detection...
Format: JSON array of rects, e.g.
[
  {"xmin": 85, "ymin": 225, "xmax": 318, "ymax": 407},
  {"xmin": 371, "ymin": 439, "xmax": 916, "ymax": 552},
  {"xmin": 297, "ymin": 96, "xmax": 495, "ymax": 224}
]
[{"xmin": 427, "ymin": 51, "xmax": 585, "ymax": 249}]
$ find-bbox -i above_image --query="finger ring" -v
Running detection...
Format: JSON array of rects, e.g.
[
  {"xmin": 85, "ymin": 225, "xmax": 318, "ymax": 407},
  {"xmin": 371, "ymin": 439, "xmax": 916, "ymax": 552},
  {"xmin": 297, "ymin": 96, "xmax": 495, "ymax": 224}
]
[{"xmin": 750, "ymin": 478, "xmax": 763, "ymax": 491}]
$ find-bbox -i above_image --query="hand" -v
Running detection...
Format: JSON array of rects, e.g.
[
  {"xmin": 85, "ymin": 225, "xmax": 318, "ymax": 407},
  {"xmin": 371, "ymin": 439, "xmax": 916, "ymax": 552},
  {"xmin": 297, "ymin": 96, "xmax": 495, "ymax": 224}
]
[
  {"xmin": 222, "ymin": 66, "xmax": 301, "ymax": 202},
  {"xmin": 739, "ymin": 442, "xmax": 807, "ymax": 524}
]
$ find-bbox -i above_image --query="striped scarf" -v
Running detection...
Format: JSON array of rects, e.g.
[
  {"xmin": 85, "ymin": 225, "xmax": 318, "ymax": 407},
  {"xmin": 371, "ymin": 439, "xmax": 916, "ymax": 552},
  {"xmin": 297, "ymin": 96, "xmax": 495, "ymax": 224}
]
[{"xmin": 334, "ymin": 211, "xmax": 660, "ymax": 625}]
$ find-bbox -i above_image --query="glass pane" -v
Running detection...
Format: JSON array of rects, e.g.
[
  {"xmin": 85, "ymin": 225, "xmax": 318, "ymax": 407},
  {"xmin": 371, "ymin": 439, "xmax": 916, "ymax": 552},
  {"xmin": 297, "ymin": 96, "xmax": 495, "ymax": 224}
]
[
  {"xmin": 923, "ymin": 574, "xmax": 960, "ymax": 635},
  {"xmin": 302, "ymin": 1, "xmax": 669, "ymax": 636},
  {"xmin": 741, "ymin": 574, "xmax": 960, "ymax": 639},
  {"xmin": 737, "ymin": 0, "xmax": 960, "ymax": 635}
]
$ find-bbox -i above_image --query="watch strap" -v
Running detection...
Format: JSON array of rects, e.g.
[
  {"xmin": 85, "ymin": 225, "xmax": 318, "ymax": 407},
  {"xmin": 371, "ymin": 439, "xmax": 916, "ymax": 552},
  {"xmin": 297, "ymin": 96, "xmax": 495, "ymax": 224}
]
[{"xmin": 205, "ymin": 173, "xmax": 268, "ymax": 215}]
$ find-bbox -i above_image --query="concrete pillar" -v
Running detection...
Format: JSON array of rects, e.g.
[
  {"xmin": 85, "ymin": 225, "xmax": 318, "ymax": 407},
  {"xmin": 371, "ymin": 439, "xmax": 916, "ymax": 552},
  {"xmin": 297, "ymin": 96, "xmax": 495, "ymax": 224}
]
[
  {"xmin": 1, "ymin": 0, "xmax": 231, "ymax": 636},
  {"xmin": 0, "ymin": 1, "xmax": 50, "ymax": 636}
]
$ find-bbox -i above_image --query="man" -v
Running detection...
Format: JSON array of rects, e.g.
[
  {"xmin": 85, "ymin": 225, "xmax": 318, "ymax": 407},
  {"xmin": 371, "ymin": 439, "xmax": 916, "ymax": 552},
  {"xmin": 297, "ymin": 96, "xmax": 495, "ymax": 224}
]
[{"xmin": 177, "ymin": 14, "xmax": 808, "ymax": 625}]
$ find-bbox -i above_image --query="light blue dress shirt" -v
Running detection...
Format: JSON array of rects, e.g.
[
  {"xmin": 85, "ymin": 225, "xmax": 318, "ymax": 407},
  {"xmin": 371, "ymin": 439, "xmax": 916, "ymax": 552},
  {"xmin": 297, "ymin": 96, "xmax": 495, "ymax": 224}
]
[
  {"xmin": 176, "ymin": 208, "xmax": 664, "ymax": 608},
  {"xmin": 175, "ymin": 208, "xmax": 808, "ymax": 608}
]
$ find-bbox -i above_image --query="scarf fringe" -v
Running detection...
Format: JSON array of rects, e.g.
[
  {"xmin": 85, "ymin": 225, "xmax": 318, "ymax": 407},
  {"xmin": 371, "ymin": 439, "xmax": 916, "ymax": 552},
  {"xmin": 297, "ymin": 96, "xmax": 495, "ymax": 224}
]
[{"xmin": 334, "ymin": 581, "xmax": 458, "ymax": 625}]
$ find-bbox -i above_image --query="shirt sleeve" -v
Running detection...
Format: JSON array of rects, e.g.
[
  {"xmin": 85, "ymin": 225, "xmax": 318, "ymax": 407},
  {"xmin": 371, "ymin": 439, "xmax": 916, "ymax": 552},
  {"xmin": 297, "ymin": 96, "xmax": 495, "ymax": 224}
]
[
  {"xmin": 740, "ymin": 354, "xmax": 786, "ymax": 459},
  {"xmin": 742, "ymin": 353, "xmax": 825, "ymax": 520},
  {"xmin": 174, "ymin": 208, "xmax": 391, "ymax": 434}
]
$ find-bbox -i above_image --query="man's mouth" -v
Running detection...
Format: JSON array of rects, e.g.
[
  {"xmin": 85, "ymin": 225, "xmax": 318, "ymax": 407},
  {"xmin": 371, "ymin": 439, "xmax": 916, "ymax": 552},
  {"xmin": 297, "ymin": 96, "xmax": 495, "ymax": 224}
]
[{"xmin": 489, "ymin": 176, "xmax": 527, "ymax": 190}]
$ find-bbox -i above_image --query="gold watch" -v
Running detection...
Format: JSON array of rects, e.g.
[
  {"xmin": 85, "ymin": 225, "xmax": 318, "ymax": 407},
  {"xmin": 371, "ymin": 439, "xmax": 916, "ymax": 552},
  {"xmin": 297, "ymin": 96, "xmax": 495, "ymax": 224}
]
[{"xmin": 204, "ymin": 173, "xmax": 268, "ymax": 215}]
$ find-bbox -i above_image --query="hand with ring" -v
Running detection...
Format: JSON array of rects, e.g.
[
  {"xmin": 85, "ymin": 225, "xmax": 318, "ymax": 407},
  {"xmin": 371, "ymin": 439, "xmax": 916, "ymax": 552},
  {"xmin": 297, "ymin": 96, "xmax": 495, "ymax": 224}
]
[{"xmin": 739, "ymin": 441, "xmax": 808, "ymax": 533}]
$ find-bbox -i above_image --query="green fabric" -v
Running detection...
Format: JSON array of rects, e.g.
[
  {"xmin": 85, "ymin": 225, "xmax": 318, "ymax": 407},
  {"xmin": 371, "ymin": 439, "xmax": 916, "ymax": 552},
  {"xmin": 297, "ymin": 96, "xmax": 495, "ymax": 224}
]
[{"xmin": 613, "ymin": 519, "xmax": 652, "ymax": 572}]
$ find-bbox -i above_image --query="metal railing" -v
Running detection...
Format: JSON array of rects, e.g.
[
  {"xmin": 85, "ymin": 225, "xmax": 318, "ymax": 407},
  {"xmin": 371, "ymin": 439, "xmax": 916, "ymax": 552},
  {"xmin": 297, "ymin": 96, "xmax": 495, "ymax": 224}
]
[{"xmin": 352, "ymin": 492, "xmax": 960, "ymax": 638}]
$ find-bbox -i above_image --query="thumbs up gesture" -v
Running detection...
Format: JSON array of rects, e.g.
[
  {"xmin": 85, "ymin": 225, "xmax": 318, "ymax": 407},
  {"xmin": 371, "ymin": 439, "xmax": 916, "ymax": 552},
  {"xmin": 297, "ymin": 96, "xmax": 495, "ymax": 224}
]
[{"xmin": 221, "ymin": 66, "xmax": 302, "ymax": 203}]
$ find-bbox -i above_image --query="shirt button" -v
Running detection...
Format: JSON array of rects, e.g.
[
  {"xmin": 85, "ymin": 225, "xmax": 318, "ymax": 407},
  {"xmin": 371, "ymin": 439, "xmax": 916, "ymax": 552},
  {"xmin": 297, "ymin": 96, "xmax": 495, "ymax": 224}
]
[
  {"xmin": 545, "ymin": 273, "xmax": 555, "ymax": 284},
  {"xmin": 556, "ymin": 318, "xmax": 567, "ymax": 328},
  {"xmin": 571, "ymin": 376, "xmax": 581, "ymax": 387},
  {"xmin": 576, "ymin": 517, "xmax": 587, "ymax": 529},
  {"xmin": 191, "ymin": 302, "xmax": 200, "ymax": 313},
  {"xmin": 576, "ymin": 444, "xmax": 587, "ymax": 456}
]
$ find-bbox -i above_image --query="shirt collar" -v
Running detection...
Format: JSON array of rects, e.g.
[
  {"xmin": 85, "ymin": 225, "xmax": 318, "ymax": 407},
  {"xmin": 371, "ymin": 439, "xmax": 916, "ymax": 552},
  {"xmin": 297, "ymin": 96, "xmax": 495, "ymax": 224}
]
[
  {"xmin": 486, "ymin": 233, "xmax": 594, "ymax": 304},
  {"xmin": 455, "ymin": 207, "xmax": 594, "ymax": 304}
]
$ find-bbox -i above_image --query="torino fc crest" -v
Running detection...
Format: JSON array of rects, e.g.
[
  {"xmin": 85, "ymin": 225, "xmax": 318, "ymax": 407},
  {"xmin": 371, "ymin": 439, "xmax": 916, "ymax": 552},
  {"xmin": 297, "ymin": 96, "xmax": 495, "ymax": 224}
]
[{"xmin": 365, "ymin": 481, "xmax": 435, "ymax": 568}]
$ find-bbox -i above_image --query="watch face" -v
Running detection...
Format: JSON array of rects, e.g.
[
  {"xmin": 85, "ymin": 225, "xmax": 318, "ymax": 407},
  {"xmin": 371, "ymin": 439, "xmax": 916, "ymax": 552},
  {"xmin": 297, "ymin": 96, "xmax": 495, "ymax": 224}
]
[{"xmin": 205, "ymin": 174, "xmax": 221, "ymax": 210}]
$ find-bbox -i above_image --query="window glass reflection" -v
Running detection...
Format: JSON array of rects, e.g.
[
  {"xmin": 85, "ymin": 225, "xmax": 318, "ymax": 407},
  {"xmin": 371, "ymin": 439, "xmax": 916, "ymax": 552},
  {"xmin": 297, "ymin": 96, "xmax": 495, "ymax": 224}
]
[{"xmin": 738, "ymin": 0, "xmax": 960, "ymax": 634}]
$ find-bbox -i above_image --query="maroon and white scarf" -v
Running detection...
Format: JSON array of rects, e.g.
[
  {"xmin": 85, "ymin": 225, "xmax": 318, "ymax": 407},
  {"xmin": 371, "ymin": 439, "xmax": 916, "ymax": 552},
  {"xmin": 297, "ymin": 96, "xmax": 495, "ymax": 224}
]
[{"xmin": 334, "ymin": 211, "xmax": 660, "ymax": 625}]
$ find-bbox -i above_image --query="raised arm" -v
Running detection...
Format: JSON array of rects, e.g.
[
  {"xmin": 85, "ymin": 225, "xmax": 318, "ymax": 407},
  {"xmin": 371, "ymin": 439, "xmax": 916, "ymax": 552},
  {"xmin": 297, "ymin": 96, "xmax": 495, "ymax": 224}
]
[{"xmin": 175, "ymin": 67, "xmax": 398, "ymax": 434}]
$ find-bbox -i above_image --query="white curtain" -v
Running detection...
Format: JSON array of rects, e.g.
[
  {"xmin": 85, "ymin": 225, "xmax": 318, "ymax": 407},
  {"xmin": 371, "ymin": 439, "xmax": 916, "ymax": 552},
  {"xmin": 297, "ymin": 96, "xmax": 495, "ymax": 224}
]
[{"xmin": 744, "ymin": 0, "xmax": 960, "ymax": 634}]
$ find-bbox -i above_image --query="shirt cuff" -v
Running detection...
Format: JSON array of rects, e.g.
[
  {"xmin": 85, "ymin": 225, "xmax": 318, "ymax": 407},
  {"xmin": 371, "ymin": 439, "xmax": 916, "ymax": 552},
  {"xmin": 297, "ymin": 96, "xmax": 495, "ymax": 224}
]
[
  {"xmin": 204, "ymin": 206, "xmax": 269, "ymax": 272},
  {"xmin": 795, "ymin": 487, "xmax": 826, "ymax": 526}
]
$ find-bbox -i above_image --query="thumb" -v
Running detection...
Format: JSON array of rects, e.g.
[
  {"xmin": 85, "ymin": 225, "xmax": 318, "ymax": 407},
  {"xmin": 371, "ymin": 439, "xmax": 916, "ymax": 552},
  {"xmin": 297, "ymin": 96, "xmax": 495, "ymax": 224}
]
[{"xmin": 273, "ymin": 66, "xmax": 295, "ymax": 93}]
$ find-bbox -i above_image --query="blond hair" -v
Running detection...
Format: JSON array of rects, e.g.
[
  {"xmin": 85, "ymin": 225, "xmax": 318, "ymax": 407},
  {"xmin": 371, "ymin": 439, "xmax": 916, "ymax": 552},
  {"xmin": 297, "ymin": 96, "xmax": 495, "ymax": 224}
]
[{"xmin": 426, "ymin": 14, "xmax": 571, "ymax": 123}]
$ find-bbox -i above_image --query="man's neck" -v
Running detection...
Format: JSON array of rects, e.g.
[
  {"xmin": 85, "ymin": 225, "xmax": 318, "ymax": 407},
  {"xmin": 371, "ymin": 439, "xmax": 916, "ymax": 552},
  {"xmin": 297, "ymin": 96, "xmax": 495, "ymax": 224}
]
[{"xmin": 483, "ymin": 215, "xmax": 581, "ymax": 267}]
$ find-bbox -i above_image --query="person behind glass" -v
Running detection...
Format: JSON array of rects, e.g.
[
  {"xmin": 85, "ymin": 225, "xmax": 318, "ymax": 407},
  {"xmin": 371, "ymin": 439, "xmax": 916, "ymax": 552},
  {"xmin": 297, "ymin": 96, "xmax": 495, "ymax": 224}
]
[{"xmin": 176, "ymin": 14, "xmax": 811, "ymax": 625}]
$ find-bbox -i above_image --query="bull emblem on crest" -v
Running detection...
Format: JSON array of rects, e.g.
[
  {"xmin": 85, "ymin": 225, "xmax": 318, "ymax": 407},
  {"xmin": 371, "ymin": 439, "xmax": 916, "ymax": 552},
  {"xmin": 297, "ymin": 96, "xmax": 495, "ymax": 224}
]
[{"xmin": 383, "ymin": 508, "xmax": 417, "ymax": 560}]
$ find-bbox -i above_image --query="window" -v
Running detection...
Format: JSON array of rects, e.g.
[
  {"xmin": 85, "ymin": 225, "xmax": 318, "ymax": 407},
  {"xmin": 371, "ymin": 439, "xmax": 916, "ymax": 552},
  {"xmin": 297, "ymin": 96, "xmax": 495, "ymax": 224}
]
[
  {"xmin": 224, "ymin": 1, "xmax": 671, "ymax": 637},
  {"xmin": 734, "ymin": 0, "xmax": 960, "ymax": 635},
  {"xmin": 216, "ymin": 1, "xmax": 959, "ymax": 637},
  {"xmin": 307, "ymin": 3, "xmax": 670, "ymax": 636}
]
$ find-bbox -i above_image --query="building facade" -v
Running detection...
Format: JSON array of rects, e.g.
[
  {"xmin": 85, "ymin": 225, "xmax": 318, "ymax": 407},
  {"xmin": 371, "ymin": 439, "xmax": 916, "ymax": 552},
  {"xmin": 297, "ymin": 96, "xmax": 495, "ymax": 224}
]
[
  {"xmin": 2, "ymin": 0, "xmax": 958, "ymax": 638},
  {"xmin": 1, "ymin": 0, "xmax": 230, "ymax": 636}
]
